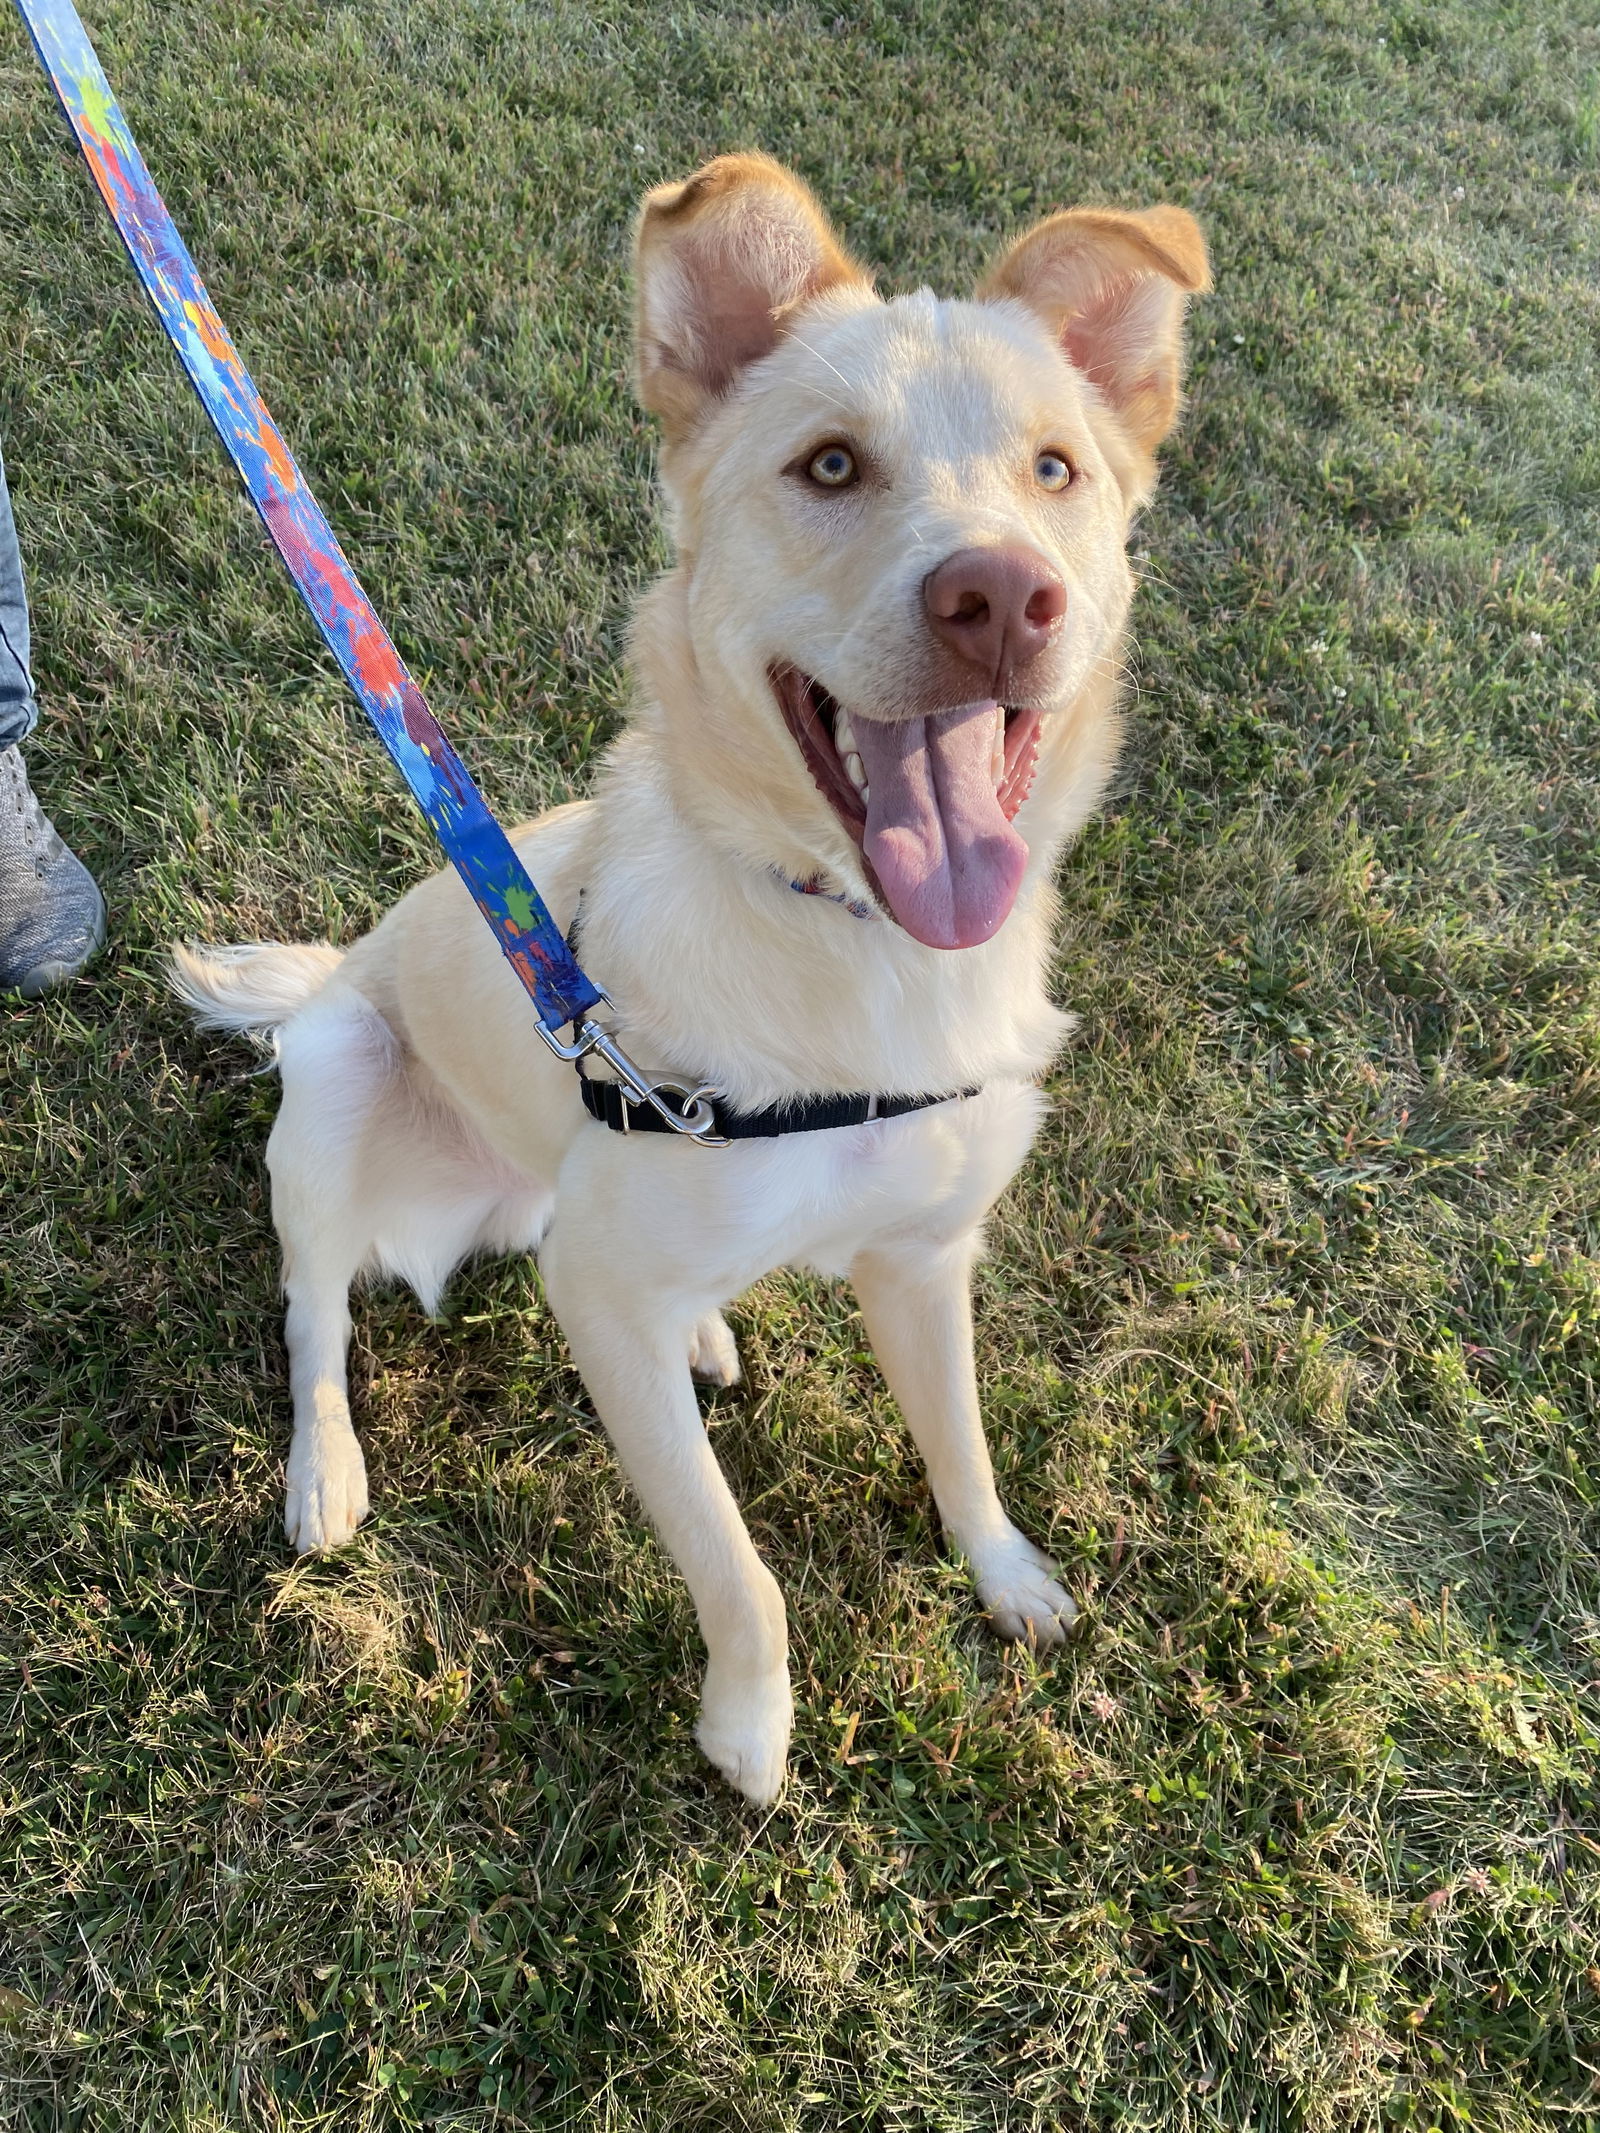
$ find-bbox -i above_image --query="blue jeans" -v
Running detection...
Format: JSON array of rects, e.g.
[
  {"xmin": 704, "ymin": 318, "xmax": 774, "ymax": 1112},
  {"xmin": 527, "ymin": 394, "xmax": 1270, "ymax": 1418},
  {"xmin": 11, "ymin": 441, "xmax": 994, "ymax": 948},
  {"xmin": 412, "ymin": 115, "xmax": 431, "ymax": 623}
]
[{"xmin": 0, "ymin": 444, "xmax": 39, "ymax": 751}]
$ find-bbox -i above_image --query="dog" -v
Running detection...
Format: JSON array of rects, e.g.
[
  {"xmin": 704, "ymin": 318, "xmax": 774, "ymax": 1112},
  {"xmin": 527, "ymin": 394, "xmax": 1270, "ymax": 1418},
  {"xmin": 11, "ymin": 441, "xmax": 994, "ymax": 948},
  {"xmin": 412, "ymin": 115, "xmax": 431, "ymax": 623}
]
[{"xmin": 172, "ymin": 155, "xmax": 1208, "ymax": 1802}]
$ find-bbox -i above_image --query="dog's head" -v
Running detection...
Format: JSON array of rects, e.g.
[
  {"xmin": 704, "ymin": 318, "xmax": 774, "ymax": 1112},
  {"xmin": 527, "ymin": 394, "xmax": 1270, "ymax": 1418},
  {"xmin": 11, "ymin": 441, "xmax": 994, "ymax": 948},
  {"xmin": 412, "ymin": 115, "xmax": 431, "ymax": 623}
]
[{"xmin": 629, "ymin": 154, "xmax": 1209, "ymax": 950}]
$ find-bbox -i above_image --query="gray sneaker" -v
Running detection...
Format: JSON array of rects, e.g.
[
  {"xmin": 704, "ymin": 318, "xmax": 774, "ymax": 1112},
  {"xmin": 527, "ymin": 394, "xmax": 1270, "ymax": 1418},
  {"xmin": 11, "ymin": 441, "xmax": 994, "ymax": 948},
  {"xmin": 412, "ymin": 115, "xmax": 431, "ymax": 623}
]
[{"xmin": 0, "ymin": 744, "xmax": 106, "ymax": 996}]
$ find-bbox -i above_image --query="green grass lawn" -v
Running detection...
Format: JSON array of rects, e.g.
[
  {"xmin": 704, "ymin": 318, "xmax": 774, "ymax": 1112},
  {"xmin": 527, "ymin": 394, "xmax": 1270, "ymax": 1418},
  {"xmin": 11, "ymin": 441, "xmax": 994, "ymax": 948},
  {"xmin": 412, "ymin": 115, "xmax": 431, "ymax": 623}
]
[{"xmin": 3, "ymin": 0, "xmax": 1599, "ymax": 2125}]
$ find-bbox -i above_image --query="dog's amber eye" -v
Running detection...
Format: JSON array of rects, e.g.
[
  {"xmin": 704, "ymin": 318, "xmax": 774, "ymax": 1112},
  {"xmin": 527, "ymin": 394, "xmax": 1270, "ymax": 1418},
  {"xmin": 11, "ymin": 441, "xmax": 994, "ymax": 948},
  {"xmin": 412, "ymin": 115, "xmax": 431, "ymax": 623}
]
[
  {"xmin": 1035, "ymin": 449, "xmax": 1074, "ymax": 492},
  {"xmin": 807, "ymin": 444, "xmax": 858, "ymax": 488}
]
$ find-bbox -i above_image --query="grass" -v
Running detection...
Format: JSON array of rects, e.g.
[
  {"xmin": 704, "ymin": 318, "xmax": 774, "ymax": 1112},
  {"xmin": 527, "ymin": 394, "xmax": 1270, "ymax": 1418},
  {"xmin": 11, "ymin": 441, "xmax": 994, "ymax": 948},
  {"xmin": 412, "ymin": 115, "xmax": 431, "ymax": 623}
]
[{"xmin": 2, "ymin": 0, "xmax": 1599, "ymax": 2125}]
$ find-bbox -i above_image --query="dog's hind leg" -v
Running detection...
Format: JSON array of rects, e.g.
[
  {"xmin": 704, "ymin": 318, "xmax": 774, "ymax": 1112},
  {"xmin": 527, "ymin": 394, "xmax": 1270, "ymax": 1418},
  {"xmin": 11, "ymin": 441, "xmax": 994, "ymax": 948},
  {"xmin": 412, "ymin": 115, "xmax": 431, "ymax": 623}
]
[
  {"xmin": 688, "ymin": 1310, "xmax": 742, "ymax": 1386},
  {"xmin": 852, "ymin": 1234, "xmax": 1076, "ymax": 1648},
  {"xmin": 267, "ymin": 990, "xmax": 395, "ymax": 1553}
]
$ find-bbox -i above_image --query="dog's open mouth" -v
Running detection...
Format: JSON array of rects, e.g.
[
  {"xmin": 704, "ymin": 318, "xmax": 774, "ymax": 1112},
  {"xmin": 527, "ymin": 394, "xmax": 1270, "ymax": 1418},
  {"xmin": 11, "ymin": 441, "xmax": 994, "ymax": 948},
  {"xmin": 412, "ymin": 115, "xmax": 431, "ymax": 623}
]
[{"xmin": 772, "ymin": 668, "xmax": 1042, "ymax": 950}]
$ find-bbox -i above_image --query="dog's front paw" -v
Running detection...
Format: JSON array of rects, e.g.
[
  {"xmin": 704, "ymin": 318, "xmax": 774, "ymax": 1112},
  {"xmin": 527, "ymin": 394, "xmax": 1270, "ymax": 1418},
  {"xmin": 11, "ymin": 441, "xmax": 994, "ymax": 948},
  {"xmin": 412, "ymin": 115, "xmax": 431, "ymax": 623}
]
[
  {"xmin": 688, "ymin": 1311, "xmax": 742, "ymax": 1387},
  {"xmin": 697, "ymin": 1663, "xmax": 792, "ymax": 1804},
  {"xmin": 973, "ymin": 1530, "xmax": 1076, "ymax": 1649},
  {"xmin": 285, "ymin": 1430, "xmax": 370, "ymax": 1554}
]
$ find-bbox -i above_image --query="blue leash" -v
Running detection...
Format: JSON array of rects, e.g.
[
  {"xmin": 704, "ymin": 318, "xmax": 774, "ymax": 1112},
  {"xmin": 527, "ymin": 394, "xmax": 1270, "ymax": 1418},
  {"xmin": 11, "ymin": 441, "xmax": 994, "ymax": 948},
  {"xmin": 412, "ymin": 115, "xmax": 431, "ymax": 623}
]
[{"xmin": 15, "ymin": 0, "xmax": 725, "ymax": 1144}]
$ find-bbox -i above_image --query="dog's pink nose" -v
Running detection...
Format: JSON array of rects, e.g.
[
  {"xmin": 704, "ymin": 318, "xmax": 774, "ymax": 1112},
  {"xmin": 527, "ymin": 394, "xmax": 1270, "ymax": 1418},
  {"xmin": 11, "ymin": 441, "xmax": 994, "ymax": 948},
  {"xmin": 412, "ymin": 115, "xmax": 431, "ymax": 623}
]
[{"xmin": 923, "ymin": 546, "xmax": 1067, "ymax": 685}]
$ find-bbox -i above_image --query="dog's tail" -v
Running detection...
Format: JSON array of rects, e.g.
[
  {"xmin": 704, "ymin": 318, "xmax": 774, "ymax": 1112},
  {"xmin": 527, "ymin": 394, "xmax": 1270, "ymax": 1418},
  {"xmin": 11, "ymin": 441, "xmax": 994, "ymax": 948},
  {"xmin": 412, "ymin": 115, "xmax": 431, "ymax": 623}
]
[{"xmin": 167, "ymin": 941, "xmax": 345, "ymax": 1035}]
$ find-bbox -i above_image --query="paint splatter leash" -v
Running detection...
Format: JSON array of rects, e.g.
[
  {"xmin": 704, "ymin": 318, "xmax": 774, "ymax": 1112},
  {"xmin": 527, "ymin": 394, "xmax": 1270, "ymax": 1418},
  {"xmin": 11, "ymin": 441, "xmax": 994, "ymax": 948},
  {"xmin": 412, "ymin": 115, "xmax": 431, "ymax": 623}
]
[{"xmin": 14, "ymin": 0, "xmax": 727, "ymax": 1144}]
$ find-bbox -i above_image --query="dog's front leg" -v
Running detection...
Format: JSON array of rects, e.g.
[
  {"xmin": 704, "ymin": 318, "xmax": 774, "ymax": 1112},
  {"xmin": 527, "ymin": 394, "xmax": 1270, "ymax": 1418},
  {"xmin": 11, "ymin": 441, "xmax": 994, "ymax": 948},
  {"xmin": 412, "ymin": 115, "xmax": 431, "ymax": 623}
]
[
  {"xmin": 541, "ymin": 1232, "xmax": 790, "ymax": 1804},
  {"xmin": 853, "ymin": 1235, "xmax": 1076, "ymax": 1647}
]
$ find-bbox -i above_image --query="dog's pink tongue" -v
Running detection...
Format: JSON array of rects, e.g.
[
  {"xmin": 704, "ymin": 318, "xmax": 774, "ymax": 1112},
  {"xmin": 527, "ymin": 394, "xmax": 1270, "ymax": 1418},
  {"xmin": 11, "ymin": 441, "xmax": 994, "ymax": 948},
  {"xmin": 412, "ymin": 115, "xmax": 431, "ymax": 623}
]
[{"xmin": 853, "ymin": 701, "xmax": 1027, "ymax": 949}]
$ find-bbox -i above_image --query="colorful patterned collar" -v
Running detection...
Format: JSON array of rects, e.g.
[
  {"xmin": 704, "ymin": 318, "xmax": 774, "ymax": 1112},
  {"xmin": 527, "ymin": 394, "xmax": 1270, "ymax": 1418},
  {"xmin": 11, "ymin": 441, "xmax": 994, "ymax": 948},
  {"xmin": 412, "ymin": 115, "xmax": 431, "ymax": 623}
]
[{"xmin": 769, "ymin": 867, "xmax": 877, "ymax": 921}]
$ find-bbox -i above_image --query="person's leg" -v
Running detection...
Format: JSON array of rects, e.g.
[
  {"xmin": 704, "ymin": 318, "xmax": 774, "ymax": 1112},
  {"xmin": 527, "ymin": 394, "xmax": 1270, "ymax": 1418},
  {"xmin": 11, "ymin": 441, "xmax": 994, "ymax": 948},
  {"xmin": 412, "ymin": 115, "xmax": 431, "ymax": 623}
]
[
  {"xmin": 0, "ymin": 441, "xmax": 39, "ymax": 753},
  {"xmin": 0, "ymin": 442, "xmax": 105, "ymax": 996}
]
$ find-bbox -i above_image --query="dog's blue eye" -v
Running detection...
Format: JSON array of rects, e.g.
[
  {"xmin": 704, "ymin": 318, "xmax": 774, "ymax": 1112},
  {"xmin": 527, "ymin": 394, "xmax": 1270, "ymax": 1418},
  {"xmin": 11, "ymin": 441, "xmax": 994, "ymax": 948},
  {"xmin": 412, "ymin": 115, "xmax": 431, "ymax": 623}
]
[
  {"xmin": 1035, "ymin": 450, "xmax": 1074, "ymax": 492},
  {"xmin": 807, "ymin": 445, "xmax": 858, "ymax": 488}
]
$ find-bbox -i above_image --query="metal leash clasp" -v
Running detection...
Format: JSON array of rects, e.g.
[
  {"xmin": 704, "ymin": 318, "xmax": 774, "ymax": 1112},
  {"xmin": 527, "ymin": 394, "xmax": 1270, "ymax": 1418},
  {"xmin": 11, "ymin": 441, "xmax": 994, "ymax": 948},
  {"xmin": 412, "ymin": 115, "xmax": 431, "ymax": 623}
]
[{"xmin": 537, "ymin": 1007, "xmax": 730, "ymax": 1148}]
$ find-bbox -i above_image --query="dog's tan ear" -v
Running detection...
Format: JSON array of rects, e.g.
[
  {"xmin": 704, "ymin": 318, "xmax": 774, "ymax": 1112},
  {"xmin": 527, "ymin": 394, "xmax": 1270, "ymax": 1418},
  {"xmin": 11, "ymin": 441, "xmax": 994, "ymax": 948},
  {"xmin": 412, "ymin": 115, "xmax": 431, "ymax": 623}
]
[
  {"xmin": 635, "ymin": 154, "xmax": 867, "ymax": 437},
  {"xmin": 978, "ymin": 206, "xmax": 1210, "ymax": 452}
]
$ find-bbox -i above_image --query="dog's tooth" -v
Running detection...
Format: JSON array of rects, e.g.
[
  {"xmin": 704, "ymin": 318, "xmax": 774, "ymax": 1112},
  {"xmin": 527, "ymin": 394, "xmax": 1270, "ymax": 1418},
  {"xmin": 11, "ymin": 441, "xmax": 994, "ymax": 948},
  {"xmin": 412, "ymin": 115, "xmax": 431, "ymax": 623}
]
[
  {"xmin": 834, "ymin": 710, "xmax": 856, "ymax": 756},
  {"xmin": 845, "ymin": 750, "xmax": 867, "ymax": 793}
]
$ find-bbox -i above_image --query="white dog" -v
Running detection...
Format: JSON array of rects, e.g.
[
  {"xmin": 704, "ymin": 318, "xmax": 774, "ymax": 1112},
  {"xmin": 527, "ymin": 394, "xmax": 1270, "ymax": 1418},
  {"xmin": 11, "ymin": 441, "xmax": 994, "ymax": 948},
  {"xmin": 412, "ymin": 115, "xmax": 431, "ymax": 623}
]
[{"xmin": 173, "ymin": 156, "xmax": 1208, "ymax": 1802}]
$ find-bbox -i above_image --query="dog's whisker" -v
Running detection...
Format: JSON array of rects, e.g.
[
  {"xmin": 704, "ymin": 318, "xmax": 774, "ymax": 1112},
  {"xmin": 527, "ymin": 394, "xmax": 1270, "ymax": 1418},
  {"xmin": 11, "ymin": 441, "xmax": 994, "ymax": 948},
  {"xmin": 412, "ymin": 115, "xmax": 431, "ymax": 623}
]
[
  {"xmin": 786, "ymin": 380, "xmax": 857, "ymax": 417},
  {"xmin": 785, "ymin": 330, "xmax": 858, "ymax": 399}
]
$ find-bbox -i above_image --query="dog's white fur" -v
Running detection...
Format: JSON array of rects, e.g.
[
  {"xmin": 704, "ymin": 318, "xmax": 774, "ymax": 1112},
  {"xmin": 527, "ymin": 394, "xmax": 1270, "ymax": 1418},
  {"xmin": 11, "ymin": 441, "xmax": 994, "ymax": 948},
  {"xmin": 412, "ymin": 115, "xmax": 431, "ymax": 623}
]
[{"xmin": 172, "ymin": 158, "xmax": 1207, "ymax": 1802}]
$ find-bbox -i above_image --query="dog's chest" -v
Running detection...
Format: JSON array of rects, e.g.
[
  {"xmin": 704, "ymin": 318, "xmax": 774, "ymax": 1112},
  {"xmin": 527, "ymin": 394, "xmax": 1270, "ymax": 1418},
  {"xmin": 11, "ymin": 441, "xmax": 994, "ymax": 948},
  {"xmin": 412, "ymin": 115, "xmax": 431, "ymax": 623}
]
[{"xmin": 720, "ymin": 1080, "xmax": 1046, "ymax": 1280}]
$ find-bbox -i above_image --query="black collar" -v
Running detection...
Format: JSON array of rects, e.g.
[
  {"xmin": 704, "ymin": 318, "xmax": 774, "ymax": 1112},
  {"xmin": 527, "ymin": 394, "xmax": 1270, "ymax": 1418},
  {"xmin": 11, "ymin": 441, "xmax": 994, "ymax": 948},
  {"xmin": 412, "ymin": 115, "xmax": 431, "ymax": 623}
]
[{"xmin": 577, "ymin": 1067, "xmax": 977, "ymax": 1140}]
